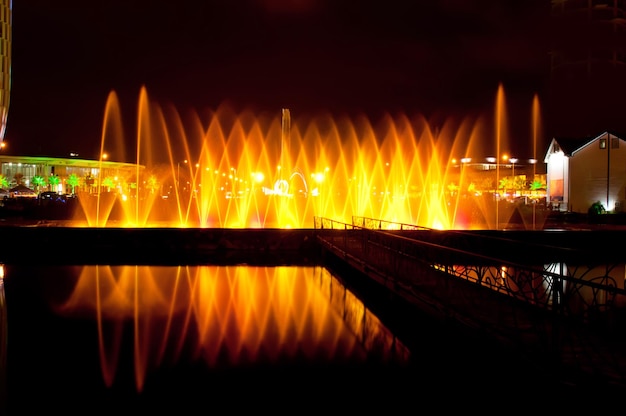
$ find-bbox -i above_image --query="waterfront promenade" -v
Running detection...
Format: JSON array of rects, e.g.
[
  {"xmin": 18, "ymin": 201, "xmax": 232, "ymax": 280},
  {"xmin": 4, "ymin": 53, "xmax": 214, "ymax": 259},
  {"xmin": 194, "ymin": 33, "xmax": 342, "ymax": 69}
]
[
  {"xmin": 315, "ymin": 216, "xmax": 626, "ymax": 395},
  {"xmin": 1, "ymin": 213, "xmax": 626, "ymax": 409}
]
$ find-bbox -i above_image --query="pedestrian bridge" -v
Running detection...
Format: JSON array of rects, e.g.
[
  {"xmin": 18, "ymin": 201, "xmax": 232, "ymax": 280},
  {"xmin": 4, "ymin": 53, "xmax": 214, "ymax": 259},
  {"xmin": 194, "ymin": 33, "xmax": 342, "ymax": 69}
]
[{"xmin": 313, "ymin": 215, "xmax": 626, "ymax": 390}]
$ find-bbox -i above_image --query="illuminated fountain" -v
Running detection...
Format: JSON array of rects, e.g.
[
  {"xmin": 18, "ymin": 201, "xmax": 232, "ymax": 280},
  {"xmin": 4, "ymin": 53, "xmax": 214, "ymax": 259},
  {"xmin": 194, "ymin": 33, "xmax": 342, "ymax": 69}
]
[{"xmin": 76, "ymin": 84, "xmax": 547, "ymax": 229}]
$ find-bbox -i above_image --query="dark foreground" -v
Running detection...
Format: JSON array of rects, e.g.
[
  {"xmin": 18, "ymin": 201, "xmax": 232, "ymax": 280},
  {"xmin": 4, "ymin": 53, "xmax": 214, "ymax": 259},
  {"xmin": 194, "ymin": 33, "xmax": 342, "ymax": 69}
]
[
  {"xmin": 0, "ymin": 218, "xmax": 625, "ymax": 412},
  {"xmin": 2, "ymin": 262, "xmax": 608, "ymax": 415}
]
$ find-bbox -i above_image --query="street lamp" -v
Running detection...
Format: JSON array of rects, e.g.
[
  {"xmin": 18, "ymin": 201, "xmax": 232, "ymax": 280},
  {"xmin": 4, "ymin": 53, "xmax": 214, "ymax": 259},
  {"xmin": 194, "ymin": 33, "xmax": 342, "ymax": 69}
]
[
  {"xmin": 312, "ymin": 168, "xmax": 328, "ymax": 213},
  {"xmin": 458, "ymin": 158, "xmax": 471, "ymax": 194},
  {"xmin": 529, "ymin": 158, "xmax": 538, "ymax": 229},
  {"xmin": 509, "ymin": 157, "xmax": 518, "ymax": 197},
  {"xmin": 230, "ymin": 167, "xmax": 238, "ymax": 198}
]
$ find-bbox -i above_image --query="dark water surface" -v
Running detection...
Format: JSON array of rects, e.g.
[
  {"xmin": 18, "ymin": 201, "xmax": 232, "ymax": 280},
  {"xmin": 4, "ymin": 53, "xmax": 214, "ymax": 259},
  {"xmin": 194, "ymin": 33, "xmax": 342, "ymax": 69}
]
[{"xmin": 1, "ymin": 263, "xmax": 584, "ymax": 414}]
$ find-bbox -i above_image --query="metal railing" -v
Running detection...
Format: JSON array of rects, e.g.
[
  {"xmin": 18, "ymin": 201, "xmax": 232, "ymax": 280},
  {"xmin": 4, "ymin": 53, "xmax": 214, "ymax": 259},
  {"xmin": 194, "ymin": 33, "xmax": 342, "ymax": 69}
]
[
  {"xmin": 319, "ymin": 216, "xmax": 626, "ymax": 317},
  {"xmin": 314, "ymin": 216, "xmax": 626, "ymax": 386}
]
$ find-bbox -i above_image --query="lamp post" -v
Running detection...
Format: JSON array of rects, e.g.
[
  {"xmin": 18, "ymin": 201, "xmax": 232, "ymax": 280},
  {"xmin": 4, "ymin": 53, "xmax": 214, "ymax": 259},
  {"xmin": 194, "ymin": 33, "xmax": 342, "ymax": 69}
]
[
  {"xmin": 529, "ymin": 158, "xmax": 537, "ymax": 229},
  {"xmin": 230, "ymin": 167, "xmax": 237, "ymax": 198},
  {"xmin": 509, "ymin": 157, "xmax": 518, "ymax": 198},
  {"xmin": 460, "ymin": 157, "xmax": 471, "ymax": 193},
  {"xmin": 252, "ymin": 171, "xmax": 264, "ymax": 194},
  {"xmin": 312, "ymin": 167, "xmax": 329, "ymax": 214},
  {"xmin": 486, "ymin": 157, "xmax": 498, "ymax": 228}
]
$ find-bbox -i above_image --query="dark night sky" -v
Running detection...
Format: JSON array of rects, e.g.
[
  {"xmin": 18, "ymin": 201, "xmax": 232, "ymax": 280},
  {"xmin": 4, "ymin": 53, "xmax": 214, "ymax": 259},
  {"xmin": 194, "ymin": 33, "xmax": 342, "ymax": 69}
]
[{"xmin": 6, "ymin": 0, "xmax": 550, "ymax": 160}]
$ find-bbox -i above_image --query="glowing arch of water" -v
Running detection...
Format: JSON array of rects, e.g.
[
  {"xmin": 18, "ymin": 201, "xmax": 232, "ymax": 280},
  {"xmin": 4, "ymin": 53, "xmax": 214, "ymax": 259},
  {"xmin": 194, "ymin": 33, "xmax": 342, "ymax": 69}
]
[{"xmin": 77, "ymin": 84, "xmax": 545, "ymax": 230}]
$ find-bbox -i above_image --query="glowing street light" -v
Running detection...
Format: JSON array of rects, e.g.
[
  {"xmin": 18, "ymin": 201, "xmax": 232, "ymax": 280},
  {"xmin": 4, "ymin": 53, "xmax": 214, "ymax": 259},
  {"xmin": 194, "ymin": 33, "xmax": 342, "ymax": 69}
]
[
  {"xmin": 252, "ymin": 172, "xmax": 264, "ymax": 184},
  {"xmin": 311, "ymin": 168, "xmax": 329, "ymax": 213},
  {"xmin": 509, "ymin": 157, "xmax": 518, "ymax": 197},
  {"xmin": 529, "ymin": 158, "xmax": 538, "ymax": 229},
  {"xmin": 460, "ymin": 157, "xmax": 471, "ymax": 191},
  {"xmin": 230, "ymin": 167, "xmax": 239, "ymax": 197},
  {"xmin": 311, "ymin": 168, "xmax": 329, "ymax": 199},
  {"xmin": 313, "ymin": 172, "xmax": 325, "ymax": 184}
]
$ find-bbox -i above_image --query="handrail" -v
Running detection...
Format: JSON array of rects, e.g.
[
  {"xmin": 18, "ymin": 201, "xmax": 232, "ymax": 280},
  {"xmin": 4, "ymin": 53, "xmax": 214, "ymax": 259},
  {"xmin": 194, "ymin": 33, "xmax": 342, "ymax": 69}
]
[
  {"xmin": 314, "ymin": 215, "xmax": 626, "ymax": 385},
  {"xmin": 314, "ymin": 216, "xmax": 626, "ymax": 317}
]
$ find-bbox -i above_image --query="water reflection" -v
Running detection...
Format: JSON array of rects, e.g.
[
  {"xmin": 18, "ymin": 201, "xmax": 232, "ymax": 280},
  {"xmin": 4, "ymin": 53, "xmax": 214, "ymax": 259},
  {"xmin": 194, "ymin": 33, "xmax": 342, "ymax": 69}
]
[
  {"xmin": 0, "ymin": 265, "xmax": 6, "ymax": 415},
  {"xmin": 4, "ymin": 262, "xmax": 585, "ymax": 413},
  {"xmin": 5, "ymin": 265, "xmax": 409, "ymax": 403}
]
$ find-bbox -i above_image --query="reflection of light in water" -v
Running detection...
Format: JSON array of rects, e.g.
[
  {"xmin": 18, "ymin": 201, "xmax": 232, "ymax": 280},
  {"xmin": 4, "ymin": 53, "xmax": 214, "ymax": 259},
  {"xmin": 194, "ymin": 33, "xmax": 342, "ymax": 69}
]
[
  {"xmin": 53, "ymin": 265, "xmax": 409, "ymax": 392},
  {"xmin": 0, "ymin": 264, "xmax": 5, "ymax": 413},
  {"xmin": 544, "ymin": 262, "xmax": 567, "ymax": 305}
]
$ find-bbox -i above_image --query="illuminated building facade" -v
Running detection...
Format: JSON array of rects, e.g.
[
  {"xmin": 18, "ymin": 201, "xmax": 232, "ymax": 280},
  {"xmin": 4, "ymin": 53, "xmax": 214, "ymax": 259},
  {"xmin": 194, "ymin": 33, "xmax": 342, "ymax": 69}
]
[
  {"xmin": 548, "ymin": 0, "xmax": 626, "ymax": 139},
  {"xmin": 545, "ymin": 131, "xmax": 626, "ymax": 213},
  {"xmin": 0, "ymin": 155, "xmax": 141, "ymax": 195},
  {"xmin": 0, "ymin": 0, "xmax": 10, "ymax": 144}
]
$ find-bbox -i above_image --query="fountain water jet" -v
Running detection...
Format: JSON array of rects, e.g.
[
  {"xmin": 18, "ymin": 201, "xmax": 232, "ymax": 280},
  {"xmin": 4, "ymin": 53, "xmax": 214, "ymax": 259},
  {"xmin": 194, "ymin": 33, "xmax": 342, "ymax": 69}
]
[{"xmin": 75, "ymin": 85, "xmax": 546, "ymax": 230}]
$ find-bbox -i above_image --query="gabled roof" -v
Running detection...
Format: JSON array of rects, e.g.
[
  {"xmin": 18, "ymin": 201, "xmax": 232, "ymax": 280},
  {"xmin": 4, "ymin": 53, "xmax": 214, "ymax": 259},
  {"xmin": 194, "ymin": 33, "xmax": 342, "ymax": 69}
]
[{"xmin": 544, "ymin": 131, "xmax": 624, "ymax": 161}]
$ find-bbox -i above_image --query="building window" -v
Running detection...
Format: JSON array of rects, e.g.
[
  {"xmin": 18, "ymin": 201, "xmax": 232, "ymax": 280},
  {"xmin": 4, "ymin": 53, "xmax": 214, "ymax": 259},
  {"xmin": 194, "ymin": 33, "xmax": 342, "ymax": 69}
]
[
  {"xmin": 600, "ymin": 138, "xmax": 607, "ymax": 149},
  {"xmin": 611, "ymin": 137, "xmax": 619, "ymax": 148}
]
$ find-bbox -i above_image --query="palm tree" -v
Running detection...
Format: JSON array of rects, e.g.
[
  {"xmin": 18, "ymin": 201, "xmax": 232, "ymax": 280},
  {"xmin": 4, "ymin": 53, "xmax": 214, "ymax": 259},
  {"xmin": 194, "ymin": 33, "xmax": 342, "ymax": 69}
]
[
  {"xmin": 0, "ymin": 174, "xmax": 8, "ymax": 189},
  {"xmin": 529, "ymin": 180, "xmax": 545, "ymax": 192},
  {"xmin": 67, "ymin": 174, "xmax": 80, "ymax": 194},
  {"xmin": 48, "ymin": 174, "xmax": 60, "ymax": 191},
  {"xmin": 102, "ymin": 177, "xmax": 115, "ymax": 192},
  {"xmin": 32, "ymin": 175, "xmax": 45, "ymax": 192}
]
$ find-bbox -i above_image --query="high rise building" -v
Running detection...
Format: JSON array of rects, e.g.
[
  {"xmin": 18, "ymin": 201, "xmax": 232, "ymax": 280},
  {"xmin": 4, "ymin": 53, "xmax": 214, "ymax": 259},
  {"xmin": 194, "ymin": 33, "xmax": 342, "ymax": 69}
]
[
  {"xmin": 548, "ymin": 0, "xmax": 626, "ymax": 139},
  {"xmin": 0, "ymin": 0, "xmax": 10, "ymax": 145}
]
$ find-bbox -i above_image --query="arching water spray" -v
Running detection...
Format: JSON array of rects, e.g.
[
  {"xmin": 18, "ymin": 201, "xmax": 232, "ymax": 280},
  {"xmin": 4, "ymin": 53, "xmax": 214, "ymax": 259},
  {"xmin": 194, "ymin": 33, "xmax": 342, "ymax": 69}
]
[{"xmin": 76, "ymin": 86, "xmax": 544, "ymax": 229}]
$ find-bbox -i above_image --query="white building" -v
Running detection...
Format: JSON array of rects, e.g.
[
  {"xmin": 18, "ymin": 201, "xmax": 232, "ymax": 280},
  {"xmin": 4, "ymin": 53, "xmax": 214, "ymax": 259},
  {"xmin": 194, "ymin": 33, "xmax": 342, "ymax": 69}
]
[{"xmin": 545, "ymin": 131, "xmax": 626, "ymax": 213}]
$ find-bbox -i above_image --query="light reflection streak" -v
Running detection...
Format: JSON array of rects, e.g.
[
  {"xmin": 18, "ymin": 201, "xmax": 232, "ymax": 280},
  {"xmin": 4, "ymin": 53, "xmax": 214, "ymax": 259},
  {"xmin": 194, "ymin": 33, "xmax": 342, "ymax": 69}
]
[
  {"xmin": 0, "ymin": 264, "xmax": 5, "ymax": 412},
  {"xmin": 52, "ymin": 265, "xmax": 409, "ymax": 392}
]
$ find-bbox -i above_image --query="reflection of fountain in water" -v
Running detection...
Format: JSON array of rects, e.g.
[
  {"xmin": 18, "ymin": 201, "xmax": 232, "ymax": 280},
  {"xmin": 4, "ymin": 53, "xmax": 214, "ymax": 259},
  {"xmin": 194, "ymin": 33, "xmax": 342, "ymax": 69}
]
[
  {"xmin": 0, "ymin": 265, "xmax": 5, "ymax": 415},
  {"xmin": 75, "ymin": 83, "xmax": 546, "ymax": 230},
  {"xmin": 52, "ymin": 265, "xmax": 409, "ymax": 392}
]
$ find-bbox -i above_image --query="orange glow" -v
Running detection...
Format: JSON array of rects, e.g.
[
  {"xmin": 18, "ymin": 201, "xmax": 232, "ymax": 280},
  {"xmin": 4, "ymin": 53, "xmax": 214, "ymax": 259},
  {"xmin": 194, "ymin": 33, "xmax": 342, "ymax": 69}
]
[
  {"xmin": 75, "ymin": 85, "xmax": 544, "ymax": 230},
  {"xmin": 51, "ymin": 265, "xmax": 410, "ymax": 392}
]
